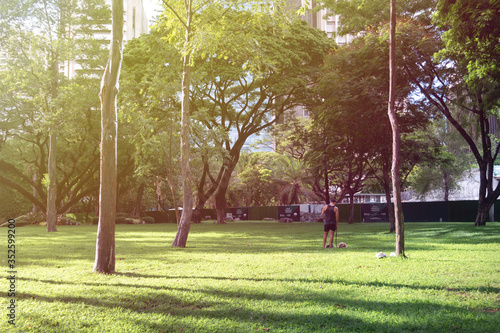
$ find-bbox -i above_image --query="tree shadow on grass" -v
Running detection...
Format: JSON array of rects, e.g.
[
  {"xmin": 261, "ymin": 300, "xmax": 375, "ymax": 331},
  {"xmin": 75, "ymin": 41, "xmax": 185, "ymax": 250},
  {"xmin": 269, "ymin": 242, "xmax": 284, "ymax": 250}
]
[
  {"xmin": 14, "ymin": 277, "xmax": 498, "ymax": 333},
  {"xmin": 18, "ymin": 273, "xmax": 500, "ymax": 298}
]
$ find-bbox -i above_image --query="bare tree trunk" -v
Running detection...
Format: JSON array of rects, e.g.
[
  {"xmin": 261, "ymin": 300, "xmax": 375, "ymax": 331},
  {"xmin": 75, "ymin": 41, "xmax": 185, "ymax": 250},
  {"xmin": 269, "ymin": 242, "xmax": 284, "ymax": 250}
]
[
  {"xmin": 85, "ymin": 196, "xmax": 93, "ymax": 224},
  {"xmin": 130, "ymin": 182, "xmax": 145, "ymax": 218},
  {"xmin": 93, "ymin": 0, "xmax": 123, "ymax": 274},
  {"xmin": 32, "ymin": 166, "xmax": 40, "ymax": 214},
  {"xmin": 214, "ymin": 164, "xmax": 237, "ymax": 224},
  {"xmin": 475, "ymin": 198, "xmax": 491, "ymax": 226},
  {"xmin": 172, "ymin": 5, "xmax": 193, "ymax": 246},
  {"xmin": 192, "ymin": 158, "xmax": 219, "ymax": 223},
  {"xmin": 165, "ymin": 176, "xmax": 179, "ymax": 223},
  {"xmin": 323, "ymin": 166, "xmax": 330, "ymax": 203},
  {"xmin": 46, "ymin": 126, "xmax": 57, "ymax": 232},
  {"xmin": 380, "ymin": 161, "xmax": 396, "ymax": 232},
  {"xmin": 475, "ymin": 165, "xmax": 491, "ymax": 226},
  {"xmin": 214, "ymin": 151, "xmax": 242, "ymax": 224},
  {"xmin": 155, "ymin": 176, "xmax": 164, "ymax": 212},
  {"xmin": 348, "ymin": 193, "xmax": 355, "ymax": 224},
  {"xmin": 154, "ymin": 178, "xmax": 170, "ymax": 218},
  {"xmin": 443, "ymin": 170, "xmax": 450, "ymax": 201},
  {"xmin": 215, "ymin": 188, "xmax": 228, "ymax": 224},
  {"xmin": 388, "ymin": 0, "xmax": 405, "ymax": 257}
]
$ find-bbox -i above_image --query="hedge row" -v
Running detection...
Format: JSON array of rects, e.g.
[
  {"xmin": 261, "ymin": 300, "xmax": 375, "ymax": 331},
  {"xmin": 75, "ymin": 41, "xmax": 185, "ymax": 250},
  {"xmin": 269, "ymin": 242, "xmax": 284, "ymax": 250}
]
[{"xmin": 91, "ymin": 215, "xmax": 156, "ymax": 225}]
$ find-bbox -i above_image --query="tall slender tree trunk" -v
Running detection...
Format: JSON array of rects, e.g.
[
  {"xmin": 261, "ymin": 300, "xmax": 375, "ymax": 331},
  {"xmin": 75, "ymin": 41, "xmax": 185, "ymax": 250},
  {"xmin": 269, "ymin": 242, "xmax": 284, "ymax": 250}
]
[
  {"xmin": 172, "ymin": 6, "xmax": 193, "ymax": 246},
  {"xmin": 323, "ymin": 166, "xmax": 330, "ymax": 203},
  {"xmin": 165, "ymin": 176, "xmax": 179, "ymax": 223},
  {"xmin": 32, "ymin": 167, "xmax": 40, "ymax": 214},
  {"xmin": 388, "ymin": 0, "xmax": 405, "ymax": 256},
  {"xmin": 155, "ymin": 177, "xmax": 165, "ymax": 212},
  {"xmin": 348, "ymin": 193, "xmax": 355, "ymax": 224},
  {"xmin": 46, "ymin": 126, "xmax": 57, "ymax": 232},
  {"xmin": 46, "ymin": 26, "xmax": 60, "ymax": 232},
  {"xmin": 383, "ymin": 170, "xmax": 395, "ymax": 232},
  {"xmin": 93, "ymin": 0, "xmax": 123, "ymax": 274},
  {"xmin": 443, "ymin": 169, "xmax": 450, "ymax": 201},
  {"xmin": 130, "ymin": 182, "xmax": 145, "ymax": 218}
]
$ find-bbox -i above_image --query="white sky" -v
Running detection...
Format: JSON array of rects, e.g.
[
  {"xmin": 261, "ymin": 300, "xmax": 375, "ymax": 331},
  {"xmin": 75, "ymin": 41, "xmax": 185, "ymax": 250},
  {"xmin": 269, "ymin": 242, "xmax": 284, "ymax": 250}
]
[{"xmin": 143, "ymin": 0, "xmax": 162, "ymax": 21}]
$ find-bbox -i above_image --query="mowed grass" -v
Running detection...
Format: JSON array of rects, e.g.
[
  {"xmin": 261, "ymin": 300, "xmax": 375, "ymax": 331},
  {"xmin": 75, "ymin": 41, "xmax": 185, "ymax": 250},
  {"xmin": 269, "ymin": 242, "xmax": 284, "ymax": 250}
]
[{"xmin": 1, "ymin": 221, "xmax": 499, "ymax": 333}]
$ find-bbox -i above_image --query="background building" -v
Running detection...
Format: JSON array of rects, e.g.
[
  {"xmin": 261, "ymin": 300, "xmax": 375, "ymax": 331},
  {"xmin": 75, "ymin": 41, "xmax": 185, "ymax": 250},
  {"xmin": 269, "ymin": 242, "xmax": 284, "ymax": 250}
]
[
  {"xmin": 290, "ymin": 0, "xmax": 355, "ymax": 45},
  {"xmin": 63, "ymin": 0, "xmax": 150, "ymax": 79},
  {"xmin": 286, "ymin": 1, "xmax": 355, "ymax": 119}
]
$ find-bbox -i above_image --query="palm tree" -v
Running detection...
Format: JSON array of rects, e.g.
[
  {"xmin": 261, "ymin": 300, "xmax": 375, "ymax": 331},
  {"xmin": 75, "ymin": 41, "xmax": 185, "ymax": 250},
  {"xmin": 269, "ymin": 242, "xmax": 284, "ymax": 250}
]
[{"xmin": 275, "ymin": 155, "xmax": 321, "ymax": 205}]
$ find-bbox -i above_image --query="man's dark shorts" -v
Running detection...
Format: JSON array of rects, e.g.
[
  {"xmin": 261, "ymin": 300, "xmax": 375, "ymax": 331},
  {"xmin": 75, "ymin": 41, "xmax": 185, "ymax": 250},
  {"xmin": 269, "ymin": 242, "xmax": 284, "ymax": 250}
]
[{"xmin": 324, "ymin": 223, "xmax": 337, "ymax": 232}]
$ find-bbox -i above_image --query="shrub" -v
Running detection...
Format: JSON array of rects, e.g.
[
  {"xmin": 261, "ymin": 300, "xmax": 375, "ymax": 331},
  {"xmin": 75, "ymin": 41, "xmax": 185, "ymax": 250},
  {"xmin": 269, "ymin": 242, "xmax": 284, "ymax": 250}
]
[
  {"xmin": 72, "ymin": 213, "xmax": 94, "ymax": 224},
  {"xmin": 91, "ymin": 217, "xmax": 99, "ymax": 225},
  {"xmin": 116, "ymin": 212, "xmax": 129, "ymax": 218},
  {"xmin": 12, "ymin": 212, "xmax": 46, "ymax": 225},
  {"xmin": 144, "ymin": 211, "xmax": 169, "ymax": 223},
  {"xmin": 141, "ymin": 216, "xmax": 155, "ymax": 224},
  {"xmin": 65, "ymin": 213, "xmax": 77, "ymax": 220},
  {"xmin": 125, "ymin": 218, "xmax": 134, "ymax": 224},
  {"xmin": 115, "ymin": 217, "xmax": 127, "ymax": 224},
  {"xmin": 0, "ymin": 187, "xmax": 31, "ymax": 222}
]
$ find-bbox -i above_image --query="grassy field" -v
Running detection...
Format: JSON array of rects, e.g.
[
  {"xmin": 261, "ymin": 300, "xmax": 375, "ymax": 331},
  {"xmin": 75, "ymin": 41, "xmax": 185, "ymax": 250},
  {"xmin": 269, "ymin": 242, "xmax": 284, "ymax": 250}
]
[{"xmin": 1, "ymin": 221, "xmax": 499, "ymax": 332}]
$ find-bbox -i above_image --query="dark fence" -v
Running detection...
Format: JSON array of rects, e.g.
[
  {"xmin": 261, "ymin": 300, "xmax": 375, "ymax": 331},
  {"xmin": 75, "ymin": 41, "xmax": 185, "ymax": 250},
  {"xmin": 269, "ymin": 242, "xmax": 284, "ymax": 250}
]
[
  {"xmin": 230, "ymin": 207, "xmax": 249, "ymax": 220},
  {"xmin": 402, "ymin": 202, "xmax": 449, "ymax": 222},
  {"xmin": 144, "ymin": 210, "xmax": 174, "ymax": 223},
  {"xmin": 339, "ymin": 200, "xmax": 493, "ymax": 223},
  {"xmin": 145, "ymin": 205, "xmax": 300, "ymax": 223},
  {"xmin": 144, "ymin": 201, "xmax": 496, "ymax": 223},
  {"xmin": 278, "ymin": 205, "xmax": 301, "ymax": 221},
  {"xmin": 249, "ymin": 206, "xmax": 278, "ymax": 220}
]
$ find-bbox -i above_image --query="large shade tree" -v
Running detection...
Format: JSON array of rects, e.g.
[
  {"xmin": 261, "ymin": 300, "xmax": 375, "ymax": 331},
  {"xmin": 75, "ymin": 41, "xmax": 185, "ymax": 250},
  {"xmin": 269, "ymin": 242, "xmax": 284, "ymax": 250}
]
[
  {"xmin": 158, "ymin": 1, "xmax": 331, "ymax": 244},
  {"xmin": 157, "ymin": 0, "xmax": 286, "ymax": 246},
  {"xmin": 227, "ymin": 151, "xmax": 319, "ymax": 207},
  {"xmin": 325, "ymin": 0, "xmax": 500, "ymax": 226},
  {"xmin": 0, "ymin": 0, "xmax": 79, "ymax": 231},
  {"xmin": 400, "ymin": 1, "xmax": 500, "ymax": 226},
  {"xmin": 433, "ymin": 0, "xmax": 500, "ymax": 225},
  {"xmin": 306, "ymin": 28, "xmax": 431, "ymax": 228},
  {"xmin": 0, "ymin": 0, "xmax": 110, "ymax": 228},
  {"xmin": 189, "ymin": 18, "xmax": 335, "ymax": 224},
  {"xmin": 119, "ymin": 31, "xmax": 183, "ymax": 222}
]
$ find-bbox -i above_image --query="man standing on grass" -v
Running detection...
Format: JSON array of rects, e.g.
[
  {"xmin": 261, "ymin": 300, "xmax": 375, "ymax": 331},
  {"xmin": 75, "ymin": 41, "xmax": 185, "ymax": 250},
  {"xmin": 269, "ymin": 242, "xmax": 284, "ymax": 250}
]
[{"xmin": 321, "ymin": 198, "xmax": 339, "ymax": 248}]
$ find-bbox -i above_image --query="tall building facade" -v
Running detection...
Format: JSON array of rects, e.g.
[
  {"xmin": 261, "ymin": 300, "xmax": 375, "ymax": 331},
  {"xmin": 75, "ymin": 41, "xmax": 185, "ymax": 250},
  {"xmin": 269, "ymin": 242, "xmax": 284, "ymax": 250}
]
[
  {"xmin": 63, "ymin": 0, "xmax": 149, "ymax": 79},
  {"xmin": 289, "ymin": 0, "xmax": 354, "ymax": 46},
  {"xmin": 286, "ymin": 1, "xmax": 354, "ymax": 118},
  {"xmin": 122, "ymin": 0, "xmax": 150, "ymax": 42}
]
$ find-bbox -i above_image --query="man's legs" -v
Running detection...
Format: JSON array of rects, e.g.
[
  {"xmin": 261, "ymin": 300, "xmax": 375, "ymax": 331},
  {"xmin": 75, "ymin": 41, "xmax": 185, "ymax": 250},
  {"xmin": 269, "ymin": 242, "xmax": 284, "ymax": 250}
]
[
  {"xmin": 329, "ymin": 229, "xmax": 334, "ymax": 248},
  {"xmin": 323, "ymin": 231, "xmax": 328, "ymax": 248}
]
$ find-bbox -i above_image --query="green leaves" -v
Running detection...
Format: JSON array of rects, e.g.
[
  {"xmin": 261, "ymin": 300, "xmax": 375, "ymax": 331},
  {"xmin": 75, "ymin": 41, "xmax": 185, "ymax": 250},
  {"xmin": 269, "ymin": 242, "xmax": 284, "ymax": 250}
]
[{"xmin": 435, "ymin": 0, "xmax": 500, "ymax": 84}]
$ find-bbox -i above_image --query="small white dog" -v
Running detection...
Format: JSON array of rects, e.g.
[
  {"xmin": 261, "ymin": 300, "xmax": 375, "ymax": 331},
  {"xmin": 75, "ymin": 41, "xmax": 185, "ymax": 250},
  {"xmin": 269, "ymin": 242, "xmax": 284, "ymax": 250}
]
[{"xmin": 338, "ymin": 242, "xmax": 347, "ymax": 248}]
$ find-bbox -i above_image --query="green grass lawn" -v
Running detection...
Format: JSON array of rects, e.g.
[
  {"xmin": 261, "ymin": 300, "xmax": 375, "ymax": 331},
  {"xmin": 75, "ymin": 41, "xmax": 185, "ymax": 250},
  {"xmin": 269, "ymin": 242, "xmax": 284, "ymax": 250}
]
[{"xmin": 1, "ymin": 221, "xmax": 499, "ymax": 332}]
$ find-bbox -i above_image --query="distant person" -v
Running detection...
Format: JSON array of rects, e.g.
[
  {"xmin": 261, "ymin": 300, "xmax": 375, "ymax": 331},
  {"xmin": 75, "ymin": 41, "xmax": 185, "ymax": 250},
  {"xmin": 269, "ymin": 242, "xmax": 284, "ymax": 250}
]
[{"xmin": 321, "ymin": 198, "xmax": 339, "ymax": 248}]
